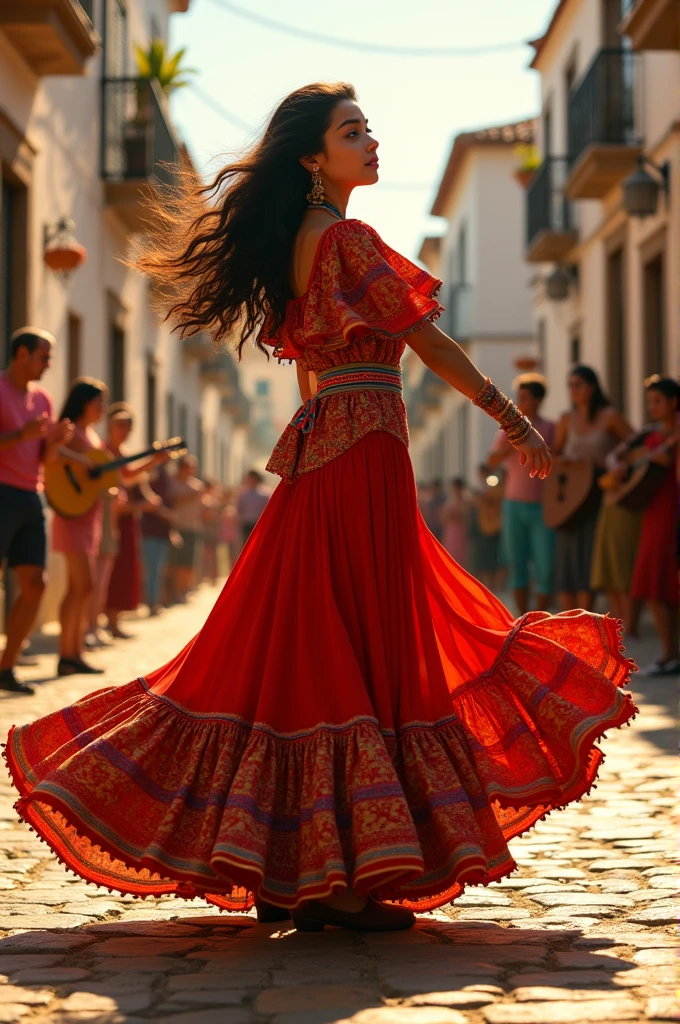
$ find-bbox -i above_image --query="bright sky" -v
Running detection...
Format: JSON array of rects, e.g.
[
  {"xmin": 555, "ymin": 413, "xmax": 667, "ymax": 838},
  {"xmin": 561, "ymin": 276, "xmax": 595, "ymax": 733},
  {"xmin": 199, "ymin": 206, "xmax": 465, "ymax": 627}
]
[{"xmin": 170, "ymin": 0, "xmax": 556, "ymax": 260}]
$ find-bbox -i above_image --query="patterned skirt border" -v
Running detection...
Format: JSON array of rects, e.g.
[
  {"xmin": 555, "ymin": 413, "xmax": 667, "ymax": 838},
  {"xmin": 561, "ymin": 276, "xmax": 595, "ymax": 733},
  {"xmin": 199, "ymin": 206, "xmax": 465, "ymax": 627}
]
[{"xmin": 3, "ymin": 613, "xmax": 637, "ymax": 912}]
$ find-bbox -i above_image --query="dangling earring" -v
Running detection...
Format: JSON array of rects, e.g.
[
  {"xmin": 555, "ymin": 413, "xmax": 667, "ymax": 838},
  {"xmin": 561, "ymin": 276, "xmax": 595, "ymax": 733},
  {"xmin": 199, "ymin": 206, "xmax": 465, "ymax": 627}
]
[{"xmin": 306, "ymin": 166, "xmax": 324, "ymax": 205}]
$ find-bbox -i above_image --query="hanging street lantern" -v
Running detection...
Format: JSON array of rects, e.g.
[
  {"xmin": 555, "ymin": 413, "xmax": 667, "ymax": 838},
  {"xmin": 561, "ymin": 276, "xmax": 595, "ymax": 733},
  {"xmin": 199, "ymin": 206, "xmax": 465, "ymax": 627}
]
[
  {"xmin": 546, "ymin": 265, "xmax": 570, "ymax": 301},
  {"xmin": 44, "ymin": 218, "xmax": 87, "ymax": 281},
  {"xmin": 622, "ymin": 156, "xmax": 670, "ymax": 218}
]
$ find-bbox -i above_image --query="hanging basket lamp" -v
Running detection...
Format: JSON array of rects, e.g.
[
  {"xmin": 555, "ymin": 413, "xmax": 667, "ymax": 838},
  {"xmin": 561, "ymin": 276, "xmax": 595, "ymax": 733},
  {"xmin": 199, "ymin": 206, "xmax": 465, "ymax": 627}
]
[{"xmin": 44, "ymin": 218, "xmax": 87, "ymax": 278}]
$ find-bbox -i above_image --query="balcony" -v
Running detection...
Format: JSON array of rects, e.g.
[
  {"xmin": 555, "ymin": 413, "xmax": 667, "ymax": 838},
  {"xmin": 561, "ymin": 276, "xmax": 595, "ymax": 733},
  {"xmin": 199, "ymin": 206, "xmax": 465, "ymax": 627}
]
[
  {"xmin": 566, "ymin": 48, "xmax": 642, "ymax": 199},
  {"xmin": 526, "ymin": 157, "xmax": 578, "ymax": 262},
  {"xmin": 101, "ymin": 78, "xmax": 179, "ymax": 232},
  {"xmin": 0, "ymin": 0, "xmax": 99, "ymax": 75},
  {"xmin": 182, "ymin": 332, "xmax": 214, "ymax": 361},
  {"xmin": 200, "ymin": 352, "xmax": 233, "ymax": 387},
  {"xmin": 619, "ymin": 0, "xmax": 679, "ymax": 50}
]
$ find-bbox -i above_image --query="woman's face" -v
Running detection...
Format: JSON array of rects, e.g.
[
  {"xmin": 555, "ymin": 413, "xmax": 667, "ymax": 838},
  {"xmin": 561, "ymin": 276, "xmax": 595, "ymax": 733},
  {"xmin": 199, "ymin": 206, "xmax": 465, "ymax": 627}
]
[
  {"xmin": 109, "ymin": 417, "xmax": 133, "ymax": 445},
  {"xmin": 568, "ymin": 375, "xmax": 594, "ymax": 407},
  {"xmin": 646, "ymin": 388, "xmax": 675, "ymax": 421},
  {"xmin": 83, "ymin": 393, "xmax": 107, "ymax": 425},
  {"xmin": 310, "ymin": 100, "xmax": 379, "ymax": 190}
]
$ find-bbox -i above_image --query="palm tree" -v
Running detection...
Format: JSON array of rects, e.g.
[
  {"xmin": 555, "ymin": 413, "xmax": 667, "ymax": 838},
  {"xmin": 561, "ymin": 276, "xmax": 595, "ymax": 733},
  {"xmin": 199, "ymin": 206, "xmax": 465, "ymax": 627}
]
[{"xmin": 134, "ymin": 38, "xmax": 196, "ymax": 95}]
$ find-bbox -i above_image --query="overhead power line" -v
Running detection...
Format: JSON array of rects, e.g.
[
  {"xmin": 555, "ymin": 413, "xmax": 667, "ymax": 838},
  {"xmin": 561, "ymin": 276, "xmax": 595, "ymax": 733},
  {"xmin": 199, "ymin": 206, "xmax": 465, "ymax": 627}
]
[
  {"xmin": 190, "ymin": 84, "xmax": 253, "ymax": 131},
  {"xmin": 205, "ymin": 0, "xmax": 526, "ymax": 57}
]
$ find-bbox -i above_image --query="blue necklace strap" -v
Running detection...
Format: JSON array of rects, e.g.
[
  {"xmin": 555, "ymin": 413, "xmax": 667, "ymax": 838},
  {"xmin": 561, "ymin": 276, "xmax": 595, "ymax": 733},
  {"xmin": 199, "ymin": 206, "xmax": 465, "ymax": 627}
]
[{"xmin": 306, "ymin": 200, "xmax": 344, "ymax": 221}]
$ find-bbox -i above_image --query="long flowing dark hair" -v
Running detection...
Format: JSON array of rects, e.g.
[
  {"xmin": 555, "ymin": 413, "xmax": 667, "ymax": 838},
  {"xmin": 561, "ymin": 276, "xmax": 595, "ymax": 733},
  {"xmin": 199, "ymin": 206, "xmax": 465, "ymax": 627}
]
[
  {"xmin": 569, "ymin": 364, "xmax": 611, "ymax": 422},
  {"xmin": 134, "ymin": 81, "xmax": 357, "ymax": 359}
]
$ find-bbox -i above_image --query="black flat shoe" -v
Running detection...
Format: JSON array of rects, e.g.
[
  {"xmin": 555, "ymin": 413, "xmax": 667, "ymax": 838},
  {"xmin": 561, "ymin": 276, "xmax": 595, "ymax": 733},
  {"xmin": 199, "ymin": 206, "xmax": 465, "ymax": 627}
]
[
  {"xmin": 255, "ymin": 898, "xmax": 291, "ymax": 924},
  {"xmin": 292, "ymin": 897, "xmax": 415, "ymax": 933},
  {"xmin": 0, "ymin": 669, "xmax": 34, "ymax": 695},
  {"xmin": 57, "ymin": 658, "xmax": 105, "ymax": 677}
]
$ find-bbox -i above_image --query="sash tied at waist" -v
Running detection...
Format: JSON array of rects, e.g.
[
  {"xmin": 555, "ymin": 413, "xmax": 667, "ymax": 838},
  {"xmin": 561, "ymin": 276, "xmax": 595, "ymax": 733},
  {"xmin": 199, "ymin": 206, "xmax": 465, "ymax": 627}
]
[{"xmin": 290, "ymin": 362, "xmax": 403, "ymax": 435}]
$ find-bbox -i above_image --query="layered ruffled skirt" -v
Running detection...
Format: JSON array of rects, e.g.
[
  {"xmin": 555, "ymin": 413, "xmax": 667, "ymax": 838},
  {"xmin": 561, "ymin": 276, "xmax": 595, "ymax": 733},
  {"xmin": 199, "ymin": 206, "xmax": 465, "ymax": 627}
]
[{"xmin": 6, "ymin": 431, "xmax": 636, "ymax": 912}]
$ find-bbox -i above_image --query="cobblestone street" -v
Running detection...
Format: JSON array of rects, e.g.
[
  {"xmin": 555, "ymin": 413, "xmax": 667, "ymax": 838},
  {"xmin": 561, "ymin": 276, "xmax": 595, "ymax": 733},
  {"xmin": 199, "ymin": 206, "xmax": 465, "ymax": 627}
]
[{"xmin": 0, "ymin": 585, "xmax": 675, "ymax": 1024}]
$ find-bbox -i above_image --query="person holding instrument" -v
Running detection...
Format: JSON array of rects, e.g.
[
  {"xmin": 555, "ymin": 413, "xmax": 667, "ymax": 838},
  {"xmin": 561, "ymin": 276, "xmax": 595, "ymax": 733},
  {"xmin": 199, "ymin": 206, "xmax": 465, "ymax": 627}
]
[
  {"xmin": 6, "ymin": 84, "xmax": 635, "ymax": 933},
  {"xmin": 0, "ymin": 328, "xmax": 73, "ymax": 694},
  {"xmin": 51, "ymin": 378, "xmax": 108, "ymax": 677},
  {"xmin": 552, "ymin": 365, "xmax": 631, "ymax": 613}
]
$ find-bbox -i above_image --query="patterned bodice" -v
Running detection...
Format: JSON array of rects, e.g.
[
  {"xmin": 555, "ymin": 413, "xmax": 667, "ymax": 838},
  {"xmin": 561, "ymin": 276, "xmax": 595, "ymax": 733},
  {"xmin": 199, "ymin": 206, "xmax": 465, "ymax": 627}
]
[{"xmin": 260, "ymin": 220, "xmax": 443, "ymax": 480}]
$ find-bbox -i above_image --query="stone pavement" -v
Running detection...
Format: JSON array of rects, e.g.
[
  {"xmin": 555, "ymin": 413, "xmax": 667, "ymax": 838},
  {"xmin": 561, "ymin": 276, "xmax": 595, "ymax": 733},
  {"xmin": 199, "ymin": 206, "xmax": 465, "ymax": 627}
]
[{"xmin": 0, "ymin": 585, "xmax": 675, "ymax": 1024}]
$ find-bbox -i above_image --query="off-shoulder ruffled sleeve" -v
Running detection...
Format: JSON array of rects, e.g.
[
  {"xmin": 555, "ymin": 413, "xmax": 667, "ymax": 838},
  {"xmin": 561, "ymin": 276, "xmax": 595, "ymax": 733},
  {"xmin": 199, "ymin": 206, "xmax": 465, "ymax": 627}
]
[{"xmin": 261, "ymin": 220, "xmax": 443, "ymax": 359}]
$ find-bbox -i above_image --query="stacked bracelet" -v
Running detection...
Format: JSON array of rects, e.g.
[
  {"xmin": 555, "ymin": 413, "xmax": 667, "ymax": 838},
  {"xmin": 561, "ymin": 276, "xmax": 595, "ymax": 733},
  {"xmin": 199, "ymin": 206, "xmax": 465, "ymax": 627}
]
[{"xmin": 472, "ymin": 377, "xmax": 532, "ymax": 447}]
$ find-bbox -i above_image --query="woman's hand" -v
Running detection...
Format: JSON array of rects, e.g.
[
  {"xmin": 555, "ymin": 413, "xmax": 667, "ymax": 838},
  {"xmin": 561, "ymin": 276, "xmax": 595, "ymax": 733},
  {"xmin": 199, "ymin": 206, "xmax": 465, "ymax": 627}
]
[{"xmin": 515, "ymin": 427, "xmax": 552, "ymax": 479}]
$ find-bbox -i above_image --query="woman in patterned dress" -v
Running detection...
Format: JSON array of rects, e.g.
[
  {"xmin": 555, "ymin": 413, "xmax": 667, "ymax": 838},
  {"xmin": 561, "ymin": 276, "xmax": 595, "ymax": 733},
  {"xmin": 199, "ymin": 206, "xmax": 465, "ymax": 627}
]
[{"xmin": 6, "ymin": 84, "xmax": 636, "ymax": 933}]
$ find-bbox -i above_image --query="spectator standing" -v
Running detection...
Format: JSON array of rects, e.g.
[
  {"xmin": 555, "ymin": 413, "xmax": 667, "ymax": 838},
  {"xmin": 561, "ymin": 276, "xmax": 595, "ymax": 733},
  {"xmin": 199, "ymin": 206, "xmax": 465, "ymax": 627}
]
[
  {"xmin": 552, "ymin": 365, "xmax": 631, "ymax": 612},
  {"xmin": 441, "ymin": 478, "xmax": 471, "ymax": 567},
  {"xmin": 105, "ymin": 406, "xmax": 168, "ymax": 637},
  {"xmin": 420, "ymin": 478, "xmax": 446, "ymax": 543},
  {"xmin": 220, "ymin": 488, "xmax": 241, "ymax": 571},
  {"xmin": 140, "ymin": 463, "xmax": 174, "ymax": 616},
  {"xmin": 468, "ymin": 464, "xmax": 504, "ymax": 590},
  {"xmin": 52, "ymin": 378, "xmax": 108, "ymax": 676},
  {"xmin": 236, "ymin": 470, "xmax": 270, "ymax": 546},
  {"xmin": 168, "ymin": 455, "xmax": 206, "ymax": 601},
  {"xmin": 488, "ymin": 375, "xmax": 556, "ymax": 616},
  {"xmin": 0, "ymin": 328, "xmax": 72, "ymax": 694},
  {"xmin": 628, "ymin": 377, "xmax": 679, "ymax": 674}
]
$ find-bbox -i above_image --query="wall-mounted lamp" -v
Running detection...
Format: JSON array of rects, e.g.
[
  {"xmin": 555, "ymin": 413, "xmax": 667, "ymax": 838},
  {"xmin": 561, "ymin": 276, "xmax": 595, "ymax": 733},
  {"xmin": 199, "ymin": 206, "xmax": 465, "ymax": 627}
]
[
  {"xmin": 545, "ymin": 265, "xmax": 571, "ymax": 301},
  {"xmin": 622, "ymin": 156, "xmax": 670, "ymax": 218},
  {"xmin": 44, "ymin": 218, "xmax": 87, "ymax": 281}
]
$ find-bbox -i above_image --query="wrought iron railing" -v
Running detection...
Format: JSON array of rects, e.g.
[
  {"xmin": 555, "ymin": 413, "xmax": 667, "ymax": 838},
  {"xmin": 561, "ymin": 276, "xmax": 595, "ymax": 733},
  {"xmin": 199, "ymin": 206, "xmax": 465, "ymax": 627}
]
[
  {"xmin": 76, "ymin": 0, "xmax": 94, "ymax": 22},
  {"xmin": 568, "ymin": 48, "xmax": 642, "ymax": 167},
  {"xmin": 526, "ymin": 157, "xmax": 574, "ymax": 248},
  {"xmin": 101, "ymin": 77, "xmax": 178, "ymax": 183}
]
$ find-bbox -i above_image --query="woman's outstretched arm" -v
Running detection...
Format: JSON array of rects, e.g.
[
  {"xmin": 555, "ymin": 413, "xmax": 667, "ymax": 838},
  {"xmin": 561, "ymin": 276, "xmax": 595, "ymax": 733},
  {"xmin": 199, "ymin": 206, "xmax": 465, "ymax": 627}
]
[{"xmin": 407, "ymin": 320, "xmax": 552, "ymax": 479}]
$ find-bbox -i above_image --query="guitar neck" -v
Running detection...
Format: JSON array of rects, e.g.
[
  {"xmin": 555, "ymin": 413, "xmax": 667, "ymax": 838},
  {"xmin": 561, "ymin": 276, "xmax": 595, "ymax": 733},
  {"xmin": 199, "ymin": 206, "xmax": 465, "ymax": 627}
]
[{"xmin": 100, "ymin": 446, "xmax": 162, "ymax": 475}]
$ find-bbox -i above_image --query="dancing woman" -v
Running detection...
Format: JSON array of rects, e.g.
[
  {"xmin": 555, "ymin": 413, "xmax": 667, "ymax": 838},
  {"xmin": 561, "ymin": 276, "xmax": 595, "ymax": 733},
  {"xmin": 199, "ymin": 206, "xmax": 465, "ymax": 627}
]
[{"xmin": 5, "ymin": 83, "xmax": 636, "ymax": 932}]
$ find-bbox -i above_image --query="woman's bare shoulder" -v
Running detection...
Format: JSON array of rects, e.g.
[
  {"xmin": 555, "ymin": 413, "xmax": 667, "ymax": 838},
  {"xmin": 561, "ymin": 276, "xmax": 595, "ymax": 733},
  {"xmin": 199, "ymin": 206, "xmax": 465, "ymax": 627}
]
[{"xmin": 291, "ymin": 211, "xmax": 344, "ymax": 297}]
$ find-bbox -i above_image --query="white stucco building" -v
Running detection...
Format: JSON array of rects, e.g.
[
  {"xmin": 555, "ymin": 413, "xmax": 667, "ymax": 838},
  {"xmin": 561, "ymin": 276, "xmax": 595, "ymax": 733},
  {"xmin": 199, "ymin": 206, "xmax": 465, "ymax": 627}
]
[
  {"xmin": 0, "ymin": 0, "xmax": 251, "ymax": 481},
  {"xmin": 408, "ymin": 120, "xmax": 537, "ymax": 484},
  {"xmin": 0, "ymin": 0, "xmax": 253, "ymax": 624},
  {"xmin": 525, "ymin": 0, "xmax": 679, "ymax": 425}
]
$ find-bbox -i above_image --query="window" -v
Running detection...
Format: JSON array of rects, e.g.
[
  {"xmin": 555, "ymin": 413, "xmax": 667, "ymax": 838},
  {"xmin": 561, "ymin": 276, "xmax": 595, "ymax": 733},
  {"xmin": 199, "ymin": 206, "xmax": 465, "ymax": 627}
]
[
  {"xmin": 0, "ymin": 178, "xmax": 15, "ymax": 366},
  {"xmin": 67, "ymin": 312, "xmax": 81, "ymax": 384},
  {"xmin": 643, "ymin": 254, "xmax": 664, "ymax": 377},
  {"xmin": 457, "ymin": 222, "xmax": 467, "ymax": 284},
  {"xmin": 606, "ymin": 247, "xmax": 626, "ymax": 413},
  {"xmin": 146, "ymin": 357, "xmax": 157, "ymax": 445},
  {"xmin": 178, "ymin": 403, "xmax": 188, "ymax": 447},
  {"xmin": 255, "ymin": 379, "xmax": 270, "ymax": 397},
  {"xmin": 166, "ymin": 392, "xmax": 175, "ymax": 437},
  {"xmin": 104, "ymin": 0, "xmax": 127, "ymax": 76},
  {"xmin": 107, "ymin": 295, "xmax": 126, "ymax": 404}
]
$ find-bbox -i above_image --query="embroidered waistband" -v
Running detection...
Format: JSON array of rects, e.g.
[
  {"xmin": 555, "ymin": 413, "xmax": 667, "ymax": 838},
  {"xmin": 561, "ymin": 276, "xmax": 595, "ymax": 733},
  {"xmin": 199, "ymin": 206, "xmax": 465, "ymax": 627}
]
[{"xmin": 291, "ymin": 363, "xmax": 403, "ymax": 434}]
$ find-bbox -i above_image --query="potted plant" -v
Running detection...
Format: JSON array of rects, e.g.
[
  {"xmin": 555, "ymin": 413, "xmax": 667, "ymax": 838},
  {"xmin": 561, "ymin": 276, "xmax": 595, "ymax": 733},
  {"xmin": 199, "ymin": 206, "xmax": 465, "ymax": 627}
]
[
  {"xmin": 123, "ymin": 39, "xmax": 195, "ymax": 177},
  {"xmin": 513, "ymin": 143, "xmax": 540, "ymax": 189}
]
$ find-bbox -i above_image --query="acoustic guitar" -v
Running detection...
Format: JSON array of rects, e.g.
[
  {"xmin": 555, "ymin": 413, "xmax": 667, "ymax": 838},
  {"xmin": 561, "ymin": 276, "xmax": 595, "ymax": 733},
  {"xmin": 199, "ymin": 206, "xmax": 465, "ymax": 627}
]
[
  {"xmin": 45, "ymin": 438, "xmax": 186, "ymax": 518},
  {"xmin": 598, "ymin": 439, "xmax": 674, "ymax": 510},
  {"xmin": 542, "ymin": 459, "xmax": 598, "ymax": 530}
]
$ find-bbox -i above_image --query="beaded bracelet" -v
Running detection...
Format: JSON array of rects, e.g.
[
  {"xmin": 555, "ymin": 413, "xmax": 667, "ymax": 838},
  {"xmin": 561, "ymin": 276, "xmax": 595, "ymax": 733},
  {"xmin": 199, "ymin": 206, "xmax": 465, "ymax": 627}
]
[{"xmin": 472, "ymin": 377, "xmax": 532, "ymax": 447}]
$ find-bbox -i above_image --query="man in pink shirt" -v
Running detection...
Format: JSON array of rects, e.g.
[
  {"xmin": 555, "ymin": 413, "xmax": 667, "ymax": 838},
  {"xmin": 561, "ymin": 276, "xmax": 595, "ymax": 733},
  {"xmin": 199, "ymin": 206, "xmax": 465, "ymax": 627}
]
[
  {"xmin": 487, "ymin": 374, "xmax": 556, "ymax": 617},
  {"xmin": 0, "ymin": 328, "xmax": 72, "ymax": 694}
]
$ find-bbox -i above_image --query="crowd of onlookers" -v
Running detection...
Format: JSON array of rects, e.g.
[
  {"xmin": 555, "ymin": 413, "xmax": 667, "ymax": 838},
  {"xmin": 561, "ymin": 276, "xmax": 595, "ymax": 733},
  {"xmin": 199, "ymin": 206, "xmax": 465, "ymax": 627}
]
[
  {"xmin": 418, "ymin": 367, "xmax": 679, "ymax": 677},
  {"xmin": 0, "ymin": 327, "xmax": 271, "ymax": 695},
  {"xmin": 1, "ymin": 328, "xmax": 678, "ymax": 694}
]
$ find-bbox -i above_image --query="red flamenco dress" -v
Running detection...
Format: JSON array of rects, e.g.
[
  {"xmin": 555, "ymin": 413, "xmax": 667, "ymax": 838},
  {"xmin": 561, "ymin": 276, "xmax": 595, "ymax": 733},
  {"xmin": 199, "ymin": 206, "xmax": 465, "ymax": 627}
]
[{"xmin": 5, "ymin": 220, "xmax": 637, "ymax": 912}]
